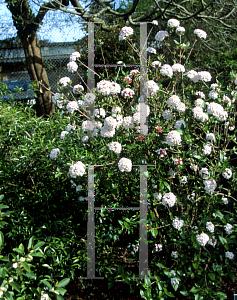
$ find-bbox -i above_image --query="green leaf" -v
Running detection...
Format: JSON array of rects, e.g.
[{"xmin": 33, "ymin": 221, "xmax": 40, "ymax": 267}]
[
  {"xmin": 33, "ymin": 241, "xmax": 45, "ymax": 249},
  {"xmin": 0, "ymin": 231, "xmax": 4, "ymax": 247},
  {"xmin": 28, "ymin": 237, "xmax": 34, "ymax": 250},
  {"xmin": 56, "ymin": 295, "xmax": 64, "ymax": 300},
  {"xmin": 164, "ymin": 290, "xmax": 175, "ymax": 297},
  {"xmin": 24, "ymin": 272, "xmax": 36, "ymax": 279},
  {"xmin": 215, "ymin": 210, "xmax": 224, "ymax": 219},
  {"xmin": 41, "ymin": 279, "xmax": 52, "ymax": 289},
  {"xmin": 218, "ymin": 236, "xmax": 227, "ymax": 245},
  {"xmin": 21, "ymin": 262, "xmax": 31, "ymax": 272},
  {"xmin": 190, "ymin": 287, "xmax": 200, "ymax": 293},
  {"xmin": 118, "ymin": 265, "xmax": 124, "ymax": 274},
  {"xmin": 208, "ymin": 273, "xmax": 215, "ymax": 281},
  {"xmin": 156, "ymin": 263, "xmax": 165, "ymax": 268},
  {"xmin": 180, "ymin": 291, "xmax": 189, "ymax": 296},
  {"xmin": 151, "ymin": 228, "xmax": 158, "ymax": 238},
  {"xmin": 12, "ymin": 248, "xmax": 24, "ymax": 254},
  {"xmin": 163, "ymin": 181, "xmax": 170, "ymax": 191},
  {"xmin": 19, "ymin": 243, "xmax": 24, "ymax": 252},
  {"xmin": 215, "ymin": 292, "xmax": 227, "ymax": 299},
  {"xmin": 9, "ymin": 281, "xmax": 21, "ymax": 292},
  {"xmin": 108, "ymin": 281, "xmax": 114, "ymax": 289},
  {"xmin": 57, "ymin": 278, "xmax": 70, "ymax": 288},
  {"xmin": 55, "ymin": 287, "xmax": 67, "ymax": 296},
  {"xmin": 228, "ymin": 270, "xmax": 235, "ymax": 281},
  {"xmin": 0, "ymin": 194, "xmax": 5, "ymax": 201}
]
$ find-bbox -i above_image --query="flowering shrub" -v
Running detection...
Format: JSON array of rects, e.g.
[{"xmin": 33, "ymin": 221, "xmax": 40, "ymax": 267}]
[{"xmin": 1, "ymin": 17, "xmax": 237, "ymax": 300}]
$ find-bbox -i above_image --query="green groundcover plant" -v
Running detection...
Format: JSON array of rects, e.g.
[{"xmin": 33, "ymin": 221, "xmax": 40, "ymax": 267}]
[{"xmin": 0, "ymin": 18, "xmax": 237, "ymax": 300}]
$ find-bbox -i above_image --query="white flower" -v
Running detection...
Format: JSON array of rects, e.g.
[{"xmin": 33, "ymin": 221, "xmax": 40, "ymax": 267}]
[
  {"xmin": 209, "ymin": 90, "xmax": 219, "ymax": 100},
  {"xmin": 108, "ymin": 142, "xmax": 122, "ymax": 154},
  {"xmin": 82, "ymin": 120, "xmax": 95, "ymax": 132},
  {"xmin": 170, "ymin": 270, "xmax": 176, "ymax": 277},
  {"xmin": 76, "ymin": 185, "xmax": 83, "ymax": 192},
  {"xmin": 84, "ymin": 93, "xmax": 95, "ymax": 104},
  {"xmin": 176, "ymin": 26, "xmax": 185, "ymax": 35},
  {"xmin": 97, "ymin": 80, "xmax": 121, "ymax": 96},
  {"xmin": 82, "ymin": 135, "xmax": 89, "ymax": 143},
  {"xmin": 110, "ymin": 81, "xmax": 121, "ymax": 94},
  {"xmin": 151, "ymin": 61, "xmax": 162, "ymax": 68},
  {"xmin": 171, "ymin": 251, "xmax": 178, "ymax": 259},
  {"xmin": 60, "ymin": 131, "xmax": 69, "ymax": 139},
  {"xmin": 69, "ymin": 161, "xmax": 86, "ymax": 178},
  {"xmin": 154, "ymin": 193, "xmax": 162, "ymax": 201},
  {"xmin": 222, "ymin": 197, "xmax": 228, "ymax": 205},
  {"xmin": 176, "ymin": 102, "xmax": 186, "ymax": 112},
  {"xmin": 160, "ymin": 64, "xmax": 173, "ymax": 78},
  {"xmin": 12, "ymin": 262, "xmax": 22, "ymax": 268},
  {"xmin": 66, "ymin": 124, "xmax": 76, "ymax": 132},
  {"xmin": 195, "ymin": 91, "xmax": 205, "ymax": 99},
  {"xmin": 172, "ymin": 63, "xmax": 185, "ymax": 73},
  {"xmin": 229, "ymin": 126, "xmax": 235, "ymax": 131},
  {"xmin": 167, "ymin": 95, "xmax": 181, "ymax": 109},
  {"xmin": 168, "ymin": 169, "xmax": 176, "ymax": 178},
  {"xmin": 119, "ymin": 26, "xmax": 133, "ymax": 41},
  {"xmin": 50, "ymin": 148, "xmax": 60, "ymax": 159},
  {"xmin": 208, "ymin": 237, "xmax": 217, "ymax": 247},
  {"xmin": 155, "ymin": 244, "xmax": 163, "ymax": 252},
  {"xmin": 166, "ymin": 130, "xmax": 182, "ymax": 146},
  {"xmin": 100, "ymin": 127, "xmax": 116, "ymax": 138},
  {"xmin": 194, "ymin": 29, "xmax": 207, "ymax": 39},
  {"xmin": 222, "ymin": 168, "xmax": 232, "ymax": 179},
  {"xmin": 70, "ymin": 51, "xmax": 80, "ymax": 61},
  {"xmin": 130, "ymin": 69, "xmax": 140, "ymax": 77},
  {"xmin": 202, "ymin": 143, "xmax": 212, "ymax": 155},
  {"xmin": 155, "ymin": 148, "xmax": 167, "ymax": 157},
  {"xmin": 112, "ymin": 106, "xmax": 121, "ymax": 116},
  {"xmin": 147, "ymin": 47, "xmax": 156, "ymax": 54},
  {"xmin": 210, "ymin": 83, "xmax": 220, "ymax": 91},
  {"xmin": 224, "ymin": 223, "xmax": 233, "ymax": 234},
  {"xmin": 93, "ymin": 108, "xmax": 106, "ymax": 118},
  {"xmin": 52, "ymin": 93, "xmax": 63, "ymax": 105},
  {"xmin": 198, "ymin": 71, "xmax": 212, "ymax": 82},
  {"xmin": 58, "ymin": 77, "xmax": 71, "ymax": 87},
  {"xmin": 186, "ymin": 70, "xmax": 199, "ymax": 83},
  {"xmin": 117, "ymin": 61, "xmax": 123, "ymax": 64},
  {"xmin": 207, "ymin": 102, "xmax": 227, "ymax": 121},
  {"xmin": 67, "ymin": 101, "xmax": 79, "ymax": 114},
  {"xmin": 122, "ymin": 116, "xmax": 134, "ymax": 129},
  {"xmin": 78, "ymin": 100, "xmax": 86, "ymax": 108},
  {"xmin": 199, "ymin": 168, "xmax": 210, "ymax": 179},
  {"xmin": 196, "ymin": 233, "xmax": 209, "ymax": 246},
  {"xmin": 195, "ymin": 99, "xmax": 204, "ymax": 107},
  {"xmin": 206, "ymin": 133, "xmax": 215, "ymax": 142},
  {"xmin": 180, "ymin": 176, "xmax": 187, "ymax": 184},
  {"xmin": 204, "ymin": 179, "xmax": 217, "ymax": 194},
  {"xmin": 78, "ymin": 196, "xmax": 85, "ymax": 202},
  {"xmin": 115, "ymin": 114, "xmax": 123, "ymax": 128},
  {"xmin": 121, "ymin": 88, "xmax": 135, "ymax": 98},
  {"xmin": 173, "ymin": 218, "xmax": 184, "ymax": 230},
  {"xmin": 73, "ymin": 84, "xmax": 84, "ymax": 94},
  {"xmin": 104, "ymin": 116, "xmax": 117, "ymax": 131},
  {"xmin": 192, "ymin": 226, "xmax": 199, "ymax": 234},
  {"xmin": 67, "ymin": 61, "xmax": 78, "ymax": 73},
  {"xmin": 118, "ymin": 158, "xmax": 132, "ymax": 172},
  {"xmin": 190, "ymin": 164, "xmax": 198, "ymax": 172},
  {"xmin": 225, "ymin": 251, "xmax": 234, "ymax": 259},
  {"xmin": 56, "ymin": 99, "xmax": 68, "ymax": 109},
  {"xmin": 206, "ymin": 222, "xmax": 215, "ymax": 233},
  {"xmin": 174, "ymin": 120, "xmax": 186, "ymax": 129},
  {"xmin": 162, "ymin": 192, "xmax": 177, "ymax": 207},
  {"xmin": 162, "ymin": 110, "xmax": 173, "ymax": 120},
  {"xmin": 147, "ymin": 80, "xmax": 159, "ymax": 97},
  {"xmin": 171, "ymin": 278, "xmax": 180, "ymax": 286},
  {"xmin": 40, "ymin": 291, "xmax": 51, "ymax": 300},
  {"xmin": 155, "ymin": 30, "xmax": 169, "ymax": 41},
  {"xmin": 222, "ymin": 95, "xmax": 231, "ymax": 106},
  {"xmin": 167, "ymin": 19, "xmax": 180, "ymax": 28},
  {"xmin": 187, "ymin": 193, "xmax": 195, "ymax": 200},
  {"xmin": 152, "ymin": 20, "xmax": 158, "ymax": 25}
]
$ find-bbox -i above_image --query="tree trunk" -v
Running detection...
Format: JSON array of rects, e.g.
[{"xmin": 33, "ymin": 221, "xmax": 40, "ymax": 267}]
[{"xmin": 21, "ymin": 31, "xmax": 55, "ymax": 118}]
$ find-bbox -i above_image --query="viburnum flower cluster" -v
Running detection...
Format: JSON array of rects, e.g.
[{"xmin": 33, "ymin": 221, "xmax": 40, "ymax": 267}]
[
  {"xmin": 118, "ymin": 158, "xmax": 132, "ymax": 172},
  {"xmin": 196, "ymin": 233, "xmax": 209, "ymax": 246},
  {"xmin": 119, "ymin": 26, "xmax": 133, "ymax": 41},
  {"xmin": 162, "ymin": 192, "xmax": 177, "ymax": 207},
  {"xmin": 166, "ymin": 130, "xmax": 182, "ymax": 146},
  {"xmin": 173, "ymin": 218, "xmax": 184, "ymax": 230},
  {"xmin": 97, "ymin": 80, "xmax": 121, "ymax": 96},
  {"xmin": 69, "ymin": 161, "xmax": 86, "ymax": 178}
]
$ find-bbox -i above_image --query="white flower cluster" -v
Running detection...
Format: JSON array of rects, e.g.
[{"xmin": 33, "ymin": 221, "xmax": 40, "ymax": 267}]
[
  {"xmin": 222, "ymin": 197, "xmax": 228, "ymax": 205},
  {"xmin": 195, "ymin": 99, "xmax": 204, "ymax": 107},
  {"xmin": 154, "ymin": 192, "xmax": 162, "ymax": 201},
  {"xmin": 147, "ymin": 47, "xmax": 156, "ymax": 54},
  {"xmin": 204, "ymin": 179, "xmax": 217, "ymax": 194},
  {"xmin": 176, "ymin": 26, "xmax": 185, "ymax": 35},
  {"xmin": 209, "ymin": 90, "xmax": 219, "ymax": 100},
  {"xmin": 162, "ymin": 110, "xmax": 173, "ymax": 120},
  {"xmin": 119, "ymin": 26, "xmax": 133, "ymax": 41},
  {"xmin": 166, "ymin": 130, "xmax": 182, "ymax": 146},
  {"xmin": 195, "ymin": 91, "xmax": 205, "ymax": 99},
  {"xmin": 171, "ymin": 277, "xmax": 180, "ymax": 286},
  {"xmin": 60, "ymin": 131, "xmax": 69, "ymax": 139},
  {"xmin": 174, "ymin": 120, "xmax": 186, "ymax": 129},
  {"xmin": 67, "ymin": 101, "xmax": 79, "ymax": 114},
  {"xmin": 108, "ymin": 142, "xmax": 122, "ymax": 154},
  {"xmin": 171, "ymin": 251, "xmax": 178, "ymax": 259},
  {"xmin": 207, "ymin": 102, "xmax": 228, "ymax": 121},
  {"xmin": 222, "ymin": 95, "xmax": 232, "ymax": 106},
  {"xmin": 162, "ymin": 192, "xmax": 177, "ymax": 207},
  {"xmin": 196, "ymin": 233, "xmax": 209, "ymax": 246},
  {"xmin": 206, "ymin": 222, "xmax": 215, "ymax": 233},
  {"xmin": 58, "ymin": 77, "xmax": 71, "ymax": 87},
  {"xmin": 118, "ymin": 158, "xmax": 132, "ymax": 172},
  {"xmin": 40, "ymin": 291, "xmax": 51, "ymax": 300},
  {"xmin": 186, "ymin": 70, "xmax": 199, "ymax": 83},
  {"xmin": 190, "ymin": 164, "xmax": 198, "ymax": 172},
  {"xmin": 202, "ymin": 143, "xmax": 212, "ymax": 155},
  {"xmin": 224, "ymin": 223, "xmax": 233, "ymax": 234},
  {"xmin": 84, "ymin": 93, "xmax": 95, "ymax": 105},
  {"xmin": 67, "ymin": 61, "xmax": 78, "ymax": 73},
  {"xmin": 111, "ymin": 106, "xmax": 121, "ymax": 116},
  {"xmin": 73, "ymin": 84, "xmax": 84, "ymax": 94},
  {"xmin": 82, "ymin": 120, "xmax": 95, "ymax": 132},
  {"xmin": 199, "ymin": 168, "xmax": 210, "ymax": 179},
  {"xmin": 206, "ymin": 133, "xmax": 215, "ymax": 142},
  {"xmin": 173, "ymin": 218, "xmax": 184, "ymax": 230},
  {"xmin": 167, "ymin": 95, "xmax": 181, "ymax": 109},
  {"xmin": 69, "ymin": 161, "xmax": 86, "ymax": 178},
  {"xmin": 180, "ymin": 176, "xmax": 187, "ymax": 184},
  {"xmin": 198, "ymin": 71, "xmax": 212, "ymax": 82},
  {"xmin": 151, "ymin": 61, "xmax": 162, "ymax": 68},
  {"xmin": 155, "ymin": 244, "xmax": 163, "ymax": 252},
  {"xmin": 130, "ymin": 69, "xmax": 140, "ymax": 77},
  {"xmin": 172, "ymin": 63, "xmax": 185, "ymax": 73},
  {"xmin": 66, "ymin": 124, "xmax": 76, "ymax": 132},
  {"xmin": 122, "ymin": 116, "xmax": 134, "ymax": 129},
  {"xmin": 70, "ymin": 51, "xmax": 80, "ymax": 61},
  {"xmin": 97, "ymin": 80, "xmax": 121, "ymax": 96},
  {"xmin": 155, "ymin": 148, "xmax": 167, "ymax": 157},
  {"xmin": 167, "ymin": 18, "xmax": 180, "ymax": 28},
  {"xmin": 135, "ymin": 103, "xmax": 150, "ymax": 118},
  {"xmin": 194, "ymin": 29, "xmax": 207, "ymax": 39},
  {"xmin": 147, "ymin": 80, "xmax": 159, "ymax": 97},
  {"xmin": 160, "ymin": 64, "xmax": 173, "ymax": 78},
  {"xmin": 121, "ymin": 88, "xmax": 135, "ymax": 98},
  {"xmin": 100, "ymin": 116, "xmax": 117, "ymax": 138},
  {"xmin": 225, "ymin": 251, "xmax": 234, "ymax": 259},
  {"xmin": 93, "ymin": 108, "xmax": 106, "ymax": 118},
  {"xmin": 192, "ymin": 107, "xmax": 209, "ymax": 122},
  {"xmin": 50, "ymin": 148, "xmax": 60, "ymax": 159},
  {"xmin": 208, "ymin": 237, "xmax": 217, "ymax": 247},
  {"xmin": 222, "ymin": 168, "xmax": 232, "ymax": 179},
  {"xmin": 155, "ymin": 30, "xmax": 169, "ymax": 41},
  {"xmin": 210, "ymin": 83, "xmax": 220, "ymax": 91}
]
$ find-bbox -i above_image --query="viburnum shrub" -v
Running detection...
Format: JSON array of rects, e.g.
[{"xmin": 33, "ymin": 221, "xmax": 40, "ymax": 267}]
[{"xmin": 48, "ymin": 19, "xmax": 237, "ymax": 299}]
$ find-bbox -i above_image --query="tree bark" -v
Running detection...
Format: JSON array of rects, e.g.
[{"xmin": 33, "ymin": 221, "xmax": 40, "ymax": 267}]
[{"xmin": 21, "ymin": 31, "xmax": 55, "ymax": 118}]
